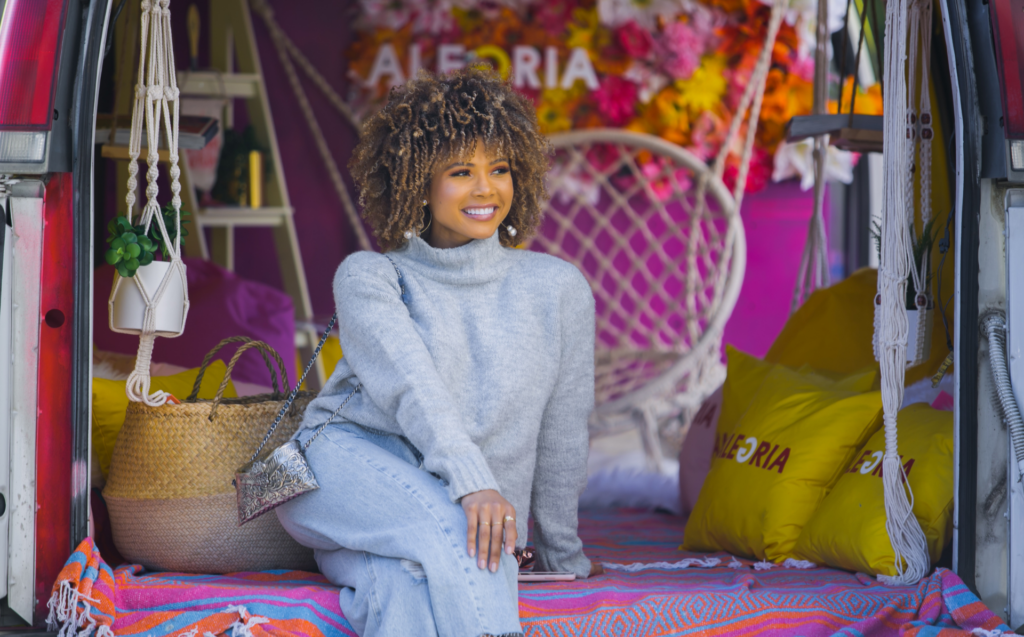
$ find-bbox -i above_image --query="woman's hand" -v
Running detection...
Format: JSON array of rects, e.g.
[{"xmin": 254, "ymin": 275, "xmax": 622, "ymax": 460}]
[
  {"xmin": 462, "ymin": 489, "xmax": 516, "ymax": 573},
  {"xmin": 589, "ymin": 562, "xmax": 605, "ymax": 577}
]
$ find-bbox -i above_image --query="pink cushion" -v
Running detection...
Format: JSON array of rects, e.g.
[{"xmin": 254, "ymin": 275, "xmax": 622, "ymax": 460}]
[{"xmin": 678, "ymin": 385, "xmax": 722, "ymax": 516}]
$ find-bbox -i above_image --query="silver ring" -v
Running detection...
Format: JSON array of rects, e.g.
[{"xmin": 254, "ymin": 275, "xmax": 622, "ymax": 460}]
[{"xmin": 504, "ymin": 515, "xmax": 515, "ymax": 524}]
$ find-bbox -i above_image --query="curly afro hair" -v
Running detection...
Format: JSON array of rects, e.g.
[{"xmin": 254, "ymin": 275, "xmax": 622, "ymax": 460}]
[{"xmin": 349, "ymin": 67, "xmax": 551, "ymax": 251}]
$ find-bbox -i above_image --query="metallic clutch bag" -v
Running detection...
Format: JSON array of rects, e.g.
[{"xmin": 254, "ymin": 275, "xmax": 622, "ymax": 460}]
[
  {"xmin": 234, "ymin": 440, "xmax": 320, "ymax": 525},
  {"xmin": 233, "ymin": 313, "xmax": 360, "ymax": 525}
]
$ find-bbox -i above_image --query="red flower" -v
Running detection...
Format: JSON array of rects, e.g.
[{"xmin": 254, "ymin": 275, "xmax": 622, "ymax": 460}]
[
  {"xmin": 616, "ymin": 21, "xmax": 654, "ymax": 60},
  {"xmin": 723, "ymin": 147, "xmax": 772, "ymax": 194},
  {"xmin": 592, "ymin": 76, "xmax": 639, "ymax": 126}
]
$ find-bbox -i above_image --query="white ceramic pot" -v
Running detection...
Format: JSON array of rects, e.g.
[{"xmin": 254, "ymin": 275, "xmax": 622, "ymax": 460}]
[{"xmin": 110, "ymin": 260, "xmax": 187, "ymax": 336}]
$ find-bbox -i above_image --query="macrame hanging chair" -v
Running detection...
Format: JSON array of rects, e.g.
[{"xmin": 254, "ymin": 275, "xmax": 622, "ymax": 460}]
[
  {"xmin": 108, "ymin": 0, "xmax": 191, "ymax": 406},
  {"xmin": 534, "ymin": 0, "xmax": 787, "ymax": 470}
]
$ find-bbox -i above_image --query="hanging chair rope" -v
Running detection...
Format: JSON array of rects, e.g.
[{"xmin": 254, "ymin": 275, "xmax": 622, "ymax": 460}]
[
  {"xmin": 248, "ymin": 0, "xmax": 373, "ymax": 252},
  {"xmin": 109, "ymin": 0, "xmax": 191, "ymax": 407},
  {"xmin": 874, "ymin": 0, "xmax": 931, "ymax": 586},
  {"xmin": 791, "ymin": 0, "xmax": 835, "ymax": 313}
]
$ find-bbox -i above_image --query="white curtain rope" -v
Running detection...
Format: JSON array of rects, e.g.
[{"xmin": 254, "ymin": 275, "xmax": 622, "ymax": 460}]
[{"xmin": 875, "ymin": 0, "xmax": 932, "ymax": 586}]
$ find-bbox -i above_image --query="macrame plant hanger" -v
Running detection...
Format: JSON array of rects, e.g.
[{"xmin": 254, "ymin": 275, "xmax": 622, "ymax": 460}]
[
  {"xmin": 873, "ymin": 0, "xmax": 932, "ymax": 586},
  {"xmin": 108, "ymin": 0, "xmax": 191, "ymax": 406}
]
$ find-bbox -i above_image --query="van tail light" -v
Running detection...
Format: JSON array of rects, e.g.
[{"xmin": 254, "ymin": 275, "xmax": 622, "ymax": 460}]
[{"xmin": 0, "ymin": 0, "xmax": 69, "ymax": 132}]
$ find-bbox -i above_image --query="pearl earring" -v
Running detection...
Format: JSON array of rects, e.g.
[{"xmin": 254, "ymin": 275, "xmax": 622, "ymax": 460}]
[
  {"xmin": 404, "ymin": 230, "xmax": 413, "ymax": 240},
  {"xmin": 507, "ymin": 225, "xmax": 517, "ymax": 237},
  {"xmin": 422, "ymin": 199, "xmax": 428, "ymax": 206}
]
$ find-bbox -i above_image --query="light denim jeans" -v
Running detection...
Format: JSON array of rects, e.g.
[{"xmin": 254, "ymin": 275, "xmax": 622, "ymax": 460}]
[{"xmin": 276, "ymin": 422, "xmax": 523, "ymax": 637}]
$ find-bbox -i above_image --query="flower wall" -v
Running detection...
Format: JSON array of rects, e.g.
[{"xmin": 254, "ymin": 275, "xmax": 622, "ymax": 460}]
[{"xmin": 347, "ymin": 0, "xmax": 823, "ymax": 193}]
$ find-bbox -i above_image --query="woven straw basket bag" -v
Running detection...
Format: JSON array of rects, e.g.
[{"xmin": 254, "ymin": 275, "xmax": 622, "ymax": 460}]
[{"xmin": 104, "ymin": 338, "xmax": 318, "ymax": 573}]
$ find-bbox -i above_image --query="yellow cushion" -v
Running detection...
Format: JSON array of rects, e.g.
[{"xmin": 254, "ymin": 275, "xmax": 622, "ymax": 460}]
[
  {"xmin": 720, "ymin": 346, "xmax": 877, "ymax": 437},
  {"xmin": 765, "ymin": 268, "xmax": 950, "ymax": 387},
  {"xmin": 792, "ymin": 403, "xmax": 954, "ymax": 575},
  {"xmin": 682, "ymin": 363, "xmax": 882, "ymax": 561},
  {"xmin": 92, "ymin": 361, "xmax": 236, "ymax": 479}
]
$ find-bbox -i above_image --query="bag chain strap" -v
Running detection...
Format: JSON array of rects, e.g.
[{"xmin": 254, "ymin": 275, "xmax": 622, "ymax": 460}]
[{"xmin": 247, "ymin": 254, "xmax": 406, "ymax": 464}]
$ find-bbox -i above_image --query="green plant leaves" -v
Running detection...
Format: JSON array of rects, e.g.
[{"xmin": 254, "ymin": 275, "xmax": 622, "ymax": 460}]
[{"xmin": 105, "ymin": 206, "xmax": 189, "ymax": 277}]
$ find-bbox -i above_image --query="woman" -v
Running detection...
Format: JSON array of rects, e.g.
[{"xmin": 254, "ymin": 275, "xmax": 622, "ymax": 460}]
[{"xmin": 276, "ymin": 68, "xmax": 601, "ymax": 637}]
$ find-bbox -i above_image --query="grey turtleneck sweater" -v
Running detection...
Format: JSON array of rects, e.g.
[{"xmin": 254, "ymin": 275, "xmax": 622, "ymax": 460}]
[{"xmin": 299, "ymin": 232, "xmax": 595, "ymax": 578}]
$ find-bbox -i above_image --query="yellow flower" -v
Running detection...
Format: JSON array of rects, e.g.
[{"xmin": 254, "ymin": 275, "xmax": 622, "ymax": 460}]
[
  {"xmin": 566, "ymin": 7, "xmax": 610, "ymax": 52},
  {"xmin": 674, "ymin": 55, "xmax": 728, "ymax": 116},
  {"xmin": 652, "ymin": 86, "xmax": 690, "ymax": 133},
  {"xmin": 536, "ymin": 102, "xmax": 573, "ymax": 134},
  {"xmin": 540, "ymin": 85, "xmax": 586, "ymax": 106}
]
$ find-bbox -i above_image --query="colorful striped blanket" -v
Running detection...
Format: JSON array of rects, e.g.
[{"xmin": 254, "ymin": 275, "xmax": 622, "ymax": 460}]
[{"xmin": 51, "ymin": 509, "xmax": 1011, "ymax": 637}]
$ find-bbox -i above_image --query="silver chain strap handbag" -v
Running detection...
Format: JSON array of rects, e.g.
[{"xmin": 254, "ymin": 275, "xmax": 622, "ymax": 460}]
[{"xmin": 233, "ymin": 255, "xmax": 407, "ymax": 525}]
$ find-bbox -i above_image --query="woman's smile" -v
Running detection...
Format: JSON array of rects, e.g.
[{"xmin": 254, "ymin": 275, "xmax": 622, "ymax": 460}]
[{"xmin": 462, "ymin": 205, "xmax": 499, "ymax": 220}]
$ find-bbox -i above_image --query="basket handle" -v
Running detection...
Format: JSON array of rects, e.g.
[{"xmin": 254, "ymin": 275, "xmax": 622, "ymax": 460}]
[
  {"xmin": 187, "ymin": 336, "xmax": 287, "ymax": 401},
  {"xmin": 207, "ymin": 340, "xmax": 290, "ymax": 421}
]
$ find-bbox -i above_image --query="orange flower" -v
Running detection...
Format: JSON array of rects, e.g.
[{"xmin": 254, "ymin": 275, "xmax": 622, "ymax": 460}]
[
  {"xmin": 757, "ymin": 69, "xmax": 814, "ymax": 151},
  {"xmin": 829, "ymin": 77, "xmax": 884, "ymax": 115},
  {"xmin": 704, "ymin": 0, "xmax": 750, "ymax": 12}
]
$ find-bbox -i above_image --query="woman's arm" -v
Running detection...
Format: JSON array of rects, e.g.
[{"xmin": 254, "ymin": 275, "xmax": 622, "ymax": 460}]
[
  {"xmin": 529, "ymin": 272, "xmax": 595, "ymax": 579},
  {"xmin": 334, "ymin": 256, "xmax": 499, "ymax": 503}
]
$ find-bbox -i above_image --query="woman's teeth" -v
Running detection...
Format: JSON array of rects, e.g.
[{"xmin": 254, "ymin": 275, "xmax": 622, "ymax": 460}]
[{"xmin": 463, "ymin": 206, "xmax": 497, "ymax": 216}]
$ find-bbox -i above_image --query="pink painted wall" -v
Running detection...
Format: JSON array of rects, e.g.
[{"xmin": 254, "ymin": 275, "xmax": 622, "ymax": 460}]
[{"xmin": 722, "ymin": 181, "xmax": 825, "ymax": 358}]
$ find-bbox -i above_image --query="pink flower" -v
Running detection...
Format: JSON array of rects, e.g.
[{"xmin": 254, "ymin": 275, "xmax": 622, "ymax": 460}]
[
  {"xmin": 723, "ymin": 147, "xmax": 773, "ymax": 194},
  {"xmin": 655, "ymin": 21, "xmax": 705, "ymax": 80},
  {"xmin": 616, "ymin": 21, "xmax": 654, "ymax": 59},
  {"xmin": 536, "ymin": 0, "xmax": 576, "ymax": 36},
  {"xmin": 592, "ymin": 76, "xmax": 639, "ymax": 126}
]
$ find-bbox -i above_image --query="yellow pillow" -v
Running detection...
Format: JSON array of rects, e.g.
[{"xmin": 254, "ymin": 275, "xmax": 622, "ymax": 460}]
[
  {"xmin": 792, "ymin": 403, "xmax": 954, "ymax": 576},
  {"xmin": 92, "ymin": 361, "xmax": 236, "ymax": 478},
  {"xmin": 719, "ymin": 346, "xmax": 877, "ymax": 438},
  {"xmin": 765, "ymin": 268, "xmax": 950, "ymax": 387},
  {"xmin": 683, "ymin": 364, "xmax": 882, "ymax": 561}
]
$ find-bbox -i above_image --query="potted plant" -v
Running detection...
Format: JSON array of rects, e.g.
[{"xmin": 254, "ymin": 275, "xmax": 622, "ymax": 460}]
[
  {"xmin": 872, "ymin": 218, "xmax": 937, "ymax": 364},
  {"xmin": 108, "ymin": 204, "xmax": 191, "ymax": 336}
]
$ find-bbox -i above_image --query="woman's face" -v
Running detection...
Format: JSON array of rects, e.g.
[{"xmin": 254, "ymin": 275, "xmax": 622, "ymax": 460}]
[{"xmin": 425, "ymin": 139, "xmax": 513, "ymax": 249}]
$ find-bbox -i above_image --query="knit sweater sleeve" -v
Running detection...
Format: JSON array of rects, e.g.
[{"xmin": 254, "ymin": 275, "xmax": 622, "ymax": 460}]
[
  {"xmin": 333, "ymin": 255, "xmax": 500, "ymax": 502},
  {"xmin": 530, "ymin": 269, "xmax": 595, "ymax": 579}
]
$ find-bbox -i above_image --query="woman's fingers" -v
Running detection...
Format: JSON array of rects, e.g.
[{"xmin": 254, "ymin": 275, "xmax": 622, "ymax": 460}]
[
  {"xmin": 477, "ymin": 502, "xmax": 493, "ymax": 570},
  {"xmin": 466, "ymin": 505, "xmax": 479, "ymax": 559},
  {"xmin": 502, "ymin": 509, "xmax": 517, "ymax": 556},
  {"xmin": 488, "ymin": 511, "xmax": 504, "ymax": 572}
]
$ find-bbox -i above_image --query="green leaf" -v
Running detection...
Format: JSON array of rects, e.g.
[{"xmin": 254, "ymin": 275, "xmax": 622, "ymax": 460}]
[
  {"xmin": 138, "ymin": 251, "xmax": 154, "ymax": 266},
  {"xmin": 107, "ymin": 219, "xmax": 118, "ymax": 234},
  {"xmin": 137, "ymin": 235, "xmax": 154, "ymax": 251},
  {"xmin": 111, "ymin": 237, "xmax": 126, "ymax": 251},
  {"xmin": 116, "ymin": 262, "xmax": 130, "ymax": 277},
  {"xmin": 120, "ymin": 232, "xmax": 137, "ymax": 245},
  {"xmin": 126, "ymin": 243, "xmax": 141, "ymax": 258},
  {"xmin": 116, "ymin": 217, "xmax": 133, "ymax": 232},
  {"xmin": 126, "ymin": 257, "xmax": 140, "ymax": 271},
  {"xmin": 104, "ymin": 249, "xmax": 120, "ymax": 265}
]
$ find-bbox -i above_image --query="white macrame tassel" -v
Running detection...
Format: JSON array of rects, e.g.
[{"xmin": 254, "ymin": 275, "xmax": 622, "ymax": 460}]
[
  {"xmin": 875, "ymin": 0, "xmax": 931, "ymax": 586},
  {"xmin": 109, "ymin": 0, "xmax": 190, "ymax": 406}
]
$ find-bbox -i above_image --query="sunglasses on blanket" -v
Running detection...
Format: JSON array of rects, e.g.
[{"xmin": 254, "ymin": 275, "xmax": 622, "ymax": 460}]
[{"xmin": 514, "ymin": 547, "xmax": 535, "ymax": 571}]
